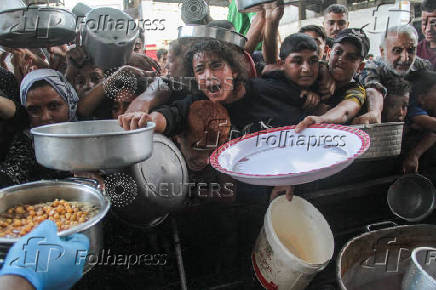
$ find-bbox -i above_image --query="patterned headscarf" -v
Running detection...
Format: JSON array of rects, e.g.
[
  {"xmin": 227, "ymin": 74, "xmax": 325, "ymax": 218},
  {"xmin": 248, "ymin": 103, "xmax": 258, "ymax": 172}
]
[{"xmin": 20, "ymin": 69, "xmax": 79, "ymax": 121}]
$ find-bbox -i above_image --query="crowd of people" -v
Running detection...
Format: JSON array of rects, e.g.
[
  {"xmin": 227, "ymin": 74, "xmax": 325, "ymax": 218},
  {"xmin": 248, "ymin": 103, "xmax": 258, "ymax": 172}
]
[
  {"xmin": 0, "ymin": 1, "xmax": 434, "ymax": 194},
  {"xmin": 0, "ymin": 0, "xmax": 436, "ymax": 288}
]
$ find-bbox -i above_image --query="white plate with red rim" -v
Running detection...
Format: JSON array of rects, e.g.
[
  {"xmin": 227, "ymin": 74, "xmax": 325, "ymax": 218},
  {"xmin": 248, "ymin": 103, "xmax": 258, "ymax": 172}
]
[{"xmin": 210, "ymin": 124, "xmax": 370, "ymax": 186}]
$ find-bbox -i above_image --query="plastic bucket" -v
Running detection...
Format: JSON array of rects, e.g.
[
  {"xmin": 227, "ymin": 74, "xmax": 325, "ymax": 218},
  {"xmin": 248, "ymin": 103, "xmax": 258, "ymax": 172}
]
[{"xmin": 252, "ymin": 196, "xmax": 334, "ymax": 290}]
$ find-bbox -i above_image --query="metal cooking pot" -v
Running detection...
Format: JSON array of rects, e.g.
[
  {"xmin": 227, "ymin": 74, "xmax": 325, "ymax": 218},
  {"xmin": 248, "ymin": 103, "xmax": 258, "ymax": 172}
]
[
  {"xmin": 0, "ymin": 5, "xmax": 77, "ymax": 48},
  {"xmin": 387, "ymin": 174, "xmax": 436, "ymax": 222},
  {"xmin": 402, "ymin": 246, "xmax": 436, "ymax": 290},
  {"xmin": 337, "ymin": 222, "xmax": 436, "ymax": 290},
  {"xmin": 178, "ymin": 25, "xmax": 247, "ymax": 49},
  {"xmin": 181, "ymin": 0, "xmax": 210, "ymax": 24},
  {"xmin": 80, "ymin": 7, "xmax": 139, "ymax": 70},
  {"xmin": 106, "ymin": 134, "xmax": 188, "ymax": 229},
  {"xmin": 0, "ymin": 179, "xmax": 110, "ymax": 273},
  {"xmin": 31, "ymin": 120, "xmax": 155, "ymax": 171}
]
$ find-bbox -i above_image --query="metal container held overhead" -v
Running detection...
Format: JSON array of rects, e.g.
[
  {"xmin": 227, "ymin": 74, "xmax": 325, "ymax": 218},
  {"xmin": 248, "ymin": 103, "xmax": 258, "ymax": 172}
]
[
  {"xmin": 0, "ymin": 5, "xmax": 77, "ymax": 48},
  {"xmin": 31, "ymin": 120, "xmax": 155, "ymax": 171},
  {"xmin": 80, "ymin": 7, "xmax": 139, "ymax": 70},
  {"xmin": 337, "ymin": 222, "xmax": 436, "ymax": 290},
  {"xmin": 106, "ymin": 134, "xmax": 188, "ymax": 229},
  {"xmin": 0, "ymin": 179, "xmax": 110, "ymax": 273},
  {"xmin": 178, "ymin": 25, "xmax": 247, "ymax": 49},
  {"xmin": 402, "ymin": 246, "xmax": 436, "ymax": 290}
]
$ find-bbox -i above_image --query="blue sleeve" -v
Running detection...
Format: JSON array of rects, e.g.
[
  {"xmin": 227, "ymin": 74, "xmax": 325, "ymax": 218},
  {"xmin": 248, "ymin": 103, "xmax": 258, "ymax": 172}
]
[{"xmin": 407, "ymin": 95, "xmax": 428, "ymax": 119}]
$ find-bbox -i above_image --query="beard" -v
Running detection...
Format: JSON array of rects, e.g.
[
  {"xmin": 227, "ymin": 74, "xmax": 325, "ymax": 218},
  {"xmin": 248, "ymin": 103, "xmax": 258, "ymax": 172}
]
[{"xmin": 383, "ymin": 51, "xmax": 412, "ymax": 76}]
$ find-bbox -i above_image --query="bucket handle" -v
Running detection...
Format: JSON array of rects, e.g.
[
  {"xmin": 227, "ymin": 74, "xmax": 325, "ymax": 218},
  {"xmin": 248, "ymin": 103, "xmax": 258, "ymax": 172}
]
[{"xmin": 365, "ymin": 221, "xmax": 397, "ymax": 232}]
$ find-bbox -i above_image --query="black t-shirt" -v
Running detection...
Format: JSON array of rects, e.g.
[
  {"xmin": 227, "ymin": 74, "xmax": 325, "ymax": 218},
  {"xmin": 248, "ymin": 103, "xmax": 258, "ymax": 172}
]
[{"xmin": 154, "ymin": 71, "xmax": 308, "ymax": 137}]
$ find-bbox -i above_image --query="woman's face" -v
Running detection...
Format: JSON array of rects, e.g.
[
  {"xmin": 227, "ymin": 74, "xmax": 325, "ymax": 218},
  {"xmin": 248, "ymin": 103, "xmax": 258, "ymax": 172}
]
[
  {"xmin": 25, "ymin": 85, "xmax": 69, "ymax": 128},
  {"xmin": 192, "ymin": 52, "xmax": 237, "ymax": 103}
]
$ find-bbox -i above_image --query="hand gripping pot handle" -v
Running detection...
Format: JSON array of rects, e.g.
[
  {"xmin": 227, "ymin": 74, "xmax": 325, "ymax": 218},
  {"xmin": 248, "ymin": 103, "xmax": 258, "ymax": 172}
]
[{"xmin": 365, "ymin": 221, "xmax": 397, "ymax": 232}]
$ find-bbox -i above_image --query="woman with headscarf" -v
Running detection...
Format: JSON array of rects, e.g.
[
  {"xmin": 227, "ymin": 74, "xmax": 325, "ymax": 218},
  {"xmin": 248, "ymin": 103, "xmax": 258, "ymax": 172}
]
[{"xmin": 0, "ymin": 69, "xmax": 79, "ymax": 188}]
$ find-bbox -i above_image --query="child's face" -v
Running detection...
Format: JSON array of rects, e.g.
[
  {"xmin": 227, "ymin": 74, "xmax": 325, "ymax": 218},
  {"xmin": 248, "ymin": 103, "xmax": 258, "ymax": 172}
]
[
  {"xmin": 282, "ymin": 49, "xmax": 319, "ymax": 88},
  {"xmin": 383, "ymin": 93, "xmax": 409, "ymax": 122},
  {"xmin": 192, "ymin": 52, "xmax": 236, "ymax": 103},
  {"xmin": 329, "ymin": 42, "xmax": 363, "ymax": 84},
  {"xmin": 419, "ymin": 84, "xmax": 436, "ymax": 114}
]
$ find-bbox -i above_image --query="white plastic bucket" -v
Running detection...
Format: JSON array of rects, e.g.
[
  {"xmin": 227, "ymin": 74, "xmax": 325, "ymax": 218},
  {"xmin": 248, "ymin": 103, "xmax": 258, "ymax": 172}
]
[{"xmin": 252, "ymin": 196, "xmax": 335, "ymax": 290}]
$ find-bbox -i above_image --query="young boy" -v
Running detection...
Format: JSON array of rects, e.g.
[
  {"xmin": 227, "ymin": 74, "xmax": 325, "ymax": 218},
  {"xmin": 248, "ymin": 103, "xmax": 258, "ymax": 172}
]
[
  {"xmin": 120, "ymin": 34, "xmax": 320, "ymax": 137},
  {"xmin": 382, "ymin": 78, "xmax": 410, "ymax": 122},
  {"xmin": 403, "ymin": 71, "xmax": 436, "ymax": 173},
  {"xmin": 296, "ymin": 28, "xmax": 369, "ymax": 132}
]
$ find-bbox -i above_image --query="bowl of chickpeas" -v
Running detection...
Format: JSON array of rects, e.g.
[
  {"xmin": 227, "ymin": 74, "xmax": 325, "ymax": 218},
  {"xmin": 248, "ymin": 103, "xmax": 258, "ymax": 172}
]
[{"xmin": 0, "ymin": 179, "xmax": 110, "ymax": 271}]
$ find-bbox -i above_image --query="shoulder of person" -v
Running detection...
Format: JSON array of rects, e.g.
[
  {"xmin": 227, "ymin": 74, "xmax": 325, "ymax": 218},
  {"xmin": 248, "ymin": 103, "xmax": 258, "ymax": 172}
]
[{"xmin": 414, "ymin": 56, "xmax": 433, "ymax": 71}]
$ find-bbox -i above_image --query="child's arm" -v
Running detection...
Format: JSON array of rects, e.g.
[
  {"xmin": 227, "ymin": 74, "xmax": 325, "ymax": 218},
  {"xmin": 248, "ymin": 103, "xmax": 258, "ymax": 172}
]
[
  {"xmin": 352, "ymin": 88, "xmax": 383, "ymax": 124},
  {"xmin": 410, "ymin": 115, "xmax": 436, "ymax": 132},
  {"xmin": 262, "ymin": 2, "xmax": 284, "ymax": 64},
  {"xmin": 403, "ymin": 132, "xmax": 436, "ymax": 173},
  {"xmin": 295, "ymin": 100, "xmax": 360, "ymax": 133},
  {"xmin": 118, "ymin": 111, "xmax": 167, "ymax": 133}
]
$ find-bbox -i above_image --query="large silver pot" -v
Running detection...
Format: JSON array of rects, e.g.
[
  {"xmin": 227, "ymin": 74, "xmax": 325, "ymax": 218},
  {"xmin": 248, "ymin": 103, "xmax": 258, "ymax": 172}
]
[
  {"xmin": 402, "ymin": 246, "xmax": 436, "ymax": 290},
  {"xmin": 0, "ymin": 6, "xmax": 76, "ymax": 48},
  {"xmin": 178, "ymin": 25, "xmax": 247, "ymax": 49},
  {"xmin": 80, "ymin": 7, "xmax": 139, "ymax": 70},
  {"xmin": 31, "ymin": 120, "xmax": 155, "ymax": 171},
  {"xmin": 106, "ymin": 134, "xmax": 188, "ymax": 228},
  {"xmin": 0, "ymin": 179, "xmax": 110, "ymax": 273},
  {"xmin": 337, "ymin": 222, "xmax": 436, "ymax": 290}
]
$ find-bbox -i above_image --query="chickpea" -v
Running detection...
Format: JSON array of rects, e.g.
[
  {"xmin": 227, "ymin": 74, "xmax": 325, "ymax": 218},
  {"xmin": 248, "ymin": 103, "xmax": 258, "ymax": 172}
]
[
  {"xmin": 7, "ymin": 208, "xmax": 14, "ymax": 214},
  {"xmin": 15, "ymin": 206, "xmax": 25, "ymax": 214},
  {"xmin": 53, "ymin": 213, "xmax": 60, "ymax": 219},
  {"xmin": 65, "ymin": 213, "xmax": 71, "ymax": 220}
]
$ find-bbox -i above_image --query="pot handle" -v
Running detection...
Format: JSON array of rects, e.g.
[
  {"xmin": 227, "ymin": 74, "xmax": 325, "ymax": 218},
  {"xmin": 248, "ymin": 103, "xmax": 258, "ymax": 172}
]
[
  {"xmin": 65, "ymin": 177, "xmax": 99, "ymax": 189},
  {"xmin": 365, "ymin": 221, "xmax": 398, "ymax": 232}
]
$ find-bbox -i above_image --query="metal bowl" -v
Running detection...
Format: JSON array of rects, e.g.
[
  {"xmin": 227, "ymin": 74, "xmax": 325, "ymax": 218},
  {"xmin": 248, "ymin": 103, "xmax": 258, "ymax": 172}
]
[
  {"xmin": 178, "ymin": 25, "xmax": 247, "ymax": 49},
  {"xmin": 402, "ymin": 246, "xmax": 436, "ymax": 290},
  {"xmin": 387, "ymin": 174, "xmax": 436, "ymax": 222},
  {"xmin": 31, "ymin": 120, "xmax": 155, "ymax": 171},
  {"xmin": 0, "ymin": 179, "xmax": 111, "ymax": 272}
]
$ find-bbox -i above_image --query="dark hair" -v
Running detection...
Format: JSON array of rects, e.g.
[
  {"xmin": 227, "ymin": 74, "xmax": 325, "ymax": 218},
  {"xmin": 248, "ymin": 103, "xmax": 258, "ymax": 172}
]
[
  {"xmin": 29, "ymin": 80, "xmax": 51, "ymax": 91},
  {"xmin": 279, "ymin": 33, "xmax": 318, "ymax": 60},
  {"xmin": 184, "ymin": 39, "xmax": 249, "ymax": 87},
  {"xmin": 407, "ymin": 71, "xmax": 436, "ymax": 97},
  {"xmin": 157, "ymin": 48, "xmax": 168, "ymax": 60},
  {"xmin": 385, "ymin": 77, "xmax": 410, "ymax": 97},
  {"xmin": 169, "ymin": 38, "xmax": 193, "ymax": 56},
  {"xmin": 324, "ymin": 4, "xmax": 348, "ymax": 16},
  {"xmin": 422, "ymin": 0, "xmax": 436, "ymax": 12},
  {"xmin": 299, "ymin": 25, "xmax": 326, "ymax": 40}
]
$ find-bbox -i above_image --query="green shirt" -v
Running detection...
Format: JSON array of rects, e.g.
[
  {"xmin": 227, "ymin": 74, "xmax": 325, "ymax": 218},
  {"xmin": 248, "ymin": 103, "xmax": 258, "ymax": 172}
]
[{"xmin": 227, "ymin": 0, "xmax": 262, "ymax": 51}]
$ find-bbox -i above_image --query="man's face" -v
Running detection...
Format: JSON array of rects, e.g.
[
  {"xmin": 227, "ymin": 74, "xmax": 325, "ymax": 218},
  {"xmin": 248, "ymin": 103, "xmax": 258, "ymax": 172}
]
[
  {"xmin": 324, "ymin": 12, "xmax": 349, "ymax": 39},
  {"xmin": 303, "ymin": 31, "xmax": 326, "ymax": 59},
  {"xmin": 383, "ymin": 93, "xmax": 409, "ymax": 122},
  {"xmin": 329, "ymin": 42, "xmax": 363, "ymax": 84},
  {"xmin": 422, "ymin": 10, "xmax": 436, "ymax": 44},
  {"xmin": 418, "ymin": 84, "xmax": 436, "ymax": 114},
  {"xmin": 282, "ymin": 49, "xmax": 319, "ymax": 88},
  {"xmin": 26, "ymin": 86, "xmax": 69, "ymax": 128},
  {"xmin": 381, "ymin": 32, "xmax": 417, "ymax": 76},
  {"xmin": 193, "ymin": 52, "xmax": 236, "ymax": 103}
]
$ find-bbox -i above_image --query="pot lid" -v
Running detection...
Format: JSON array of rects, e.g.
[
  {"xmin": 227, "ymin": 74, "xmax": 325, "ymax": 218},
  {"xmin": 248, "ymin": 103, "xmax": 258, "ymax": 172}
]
[
  {"xmin": 0, "ymin": 7, "xmax": 76, "ymax": 48},
  {"xmin": 131, "ymin": 134, "xmax": 188, "ymax": 209}
]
